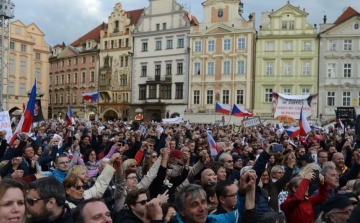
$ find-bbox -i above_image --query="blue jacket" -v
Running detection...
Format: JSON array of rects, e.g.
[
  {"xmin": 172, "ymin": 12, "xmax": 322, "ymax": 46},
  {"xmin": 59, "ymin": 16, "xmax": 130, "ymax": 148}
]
[{"xmin": 169, "ymin": 211, "xmax": 237, "ymax": 223}]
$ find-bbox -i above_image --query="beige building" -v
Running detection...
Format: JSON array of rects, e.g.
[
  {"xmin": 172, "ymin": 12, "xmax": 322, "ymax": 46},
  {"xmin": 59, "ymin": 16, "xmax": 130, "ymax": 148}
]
[
  {"xmin": 186, "ymin": 0, "xmax": 256, "ymax": 123},
  {"xmin": 98, "ymin": 3, "xmax": 142, "ymax": 121},
  {"xmin": 7, "ymin": 20, "xmax": 50, "ymax": 118}
]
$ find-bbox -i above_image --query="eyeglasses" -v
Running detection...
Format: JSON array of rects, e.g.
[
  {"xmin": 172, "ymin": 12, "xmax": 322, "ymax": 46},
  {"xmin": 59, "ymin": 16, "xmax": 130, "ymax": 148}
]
[
  {"xmin": 151, "ymin": 155, "xmax": 157, "ymax": 158},
  {"xmin": 58, "ymin": 161, "xmax": 69, "ymax": 165},
  {"xmin": 148, "ymin": 144, "xmax": 154, "ymax": 147},
  {"xmin": 74, "ymin": 185, "xmax": 86, "ymax": 190},
  {"xmin": 130, "ymin": 164, "xmax": 138, "ymax": 168},
  {"xmin": 223, "ymin": 194, "xmax": 237, "ymax": 199},
  {"xmin": 26, "ymin": 197, "xmax": 47, "ymax": 206},
  {"xmin": 136, "ymin": 199, "xmax": 150, "ymax": 205},
  {"xmin": 277, "ymin": 172, "xmax": 284, "ymax": 174},
  {"xmin": 126, "ymin": 176, "xmax": 137, "ymax": 180},
  {"xmin": 333, "ymin": 210, "xmax": 353, "ymax": 215},
  {"xmin": 225, "ymin": 160, "xmax": 233, "ymax": 163},
  {"xmin": 117, "ymin": 144, "xmax": 124, "ymax": 147}
]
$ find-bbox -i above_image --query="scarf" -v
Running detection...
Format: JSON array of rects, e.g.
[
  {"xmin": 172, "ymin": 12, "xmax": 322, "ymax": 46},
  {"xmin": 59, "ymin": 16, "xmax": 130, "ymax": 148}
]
[
  {"xmin": 53, "ymin": 168, "xmax": 68, "ymax": 183},
  {"xmin": 85, "ymin": 160, "xmax": 100, "ymax": 170},
  {"xmin": 66, "ymin": 197, "xmax": 84, "ymax": 206}
]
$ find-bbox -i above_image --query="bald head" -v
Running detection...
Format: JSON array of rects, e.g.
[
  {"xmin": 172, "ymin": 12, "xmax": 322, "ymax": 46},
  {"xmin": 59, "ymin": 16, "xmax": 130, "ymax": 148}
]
[
  {"xmin": 201, "ymin": 169, "xmax": 217, "ymax": 185},
  {"xmin": 332, "ymin": 152, "xmax": 345, "ymax": 169}
]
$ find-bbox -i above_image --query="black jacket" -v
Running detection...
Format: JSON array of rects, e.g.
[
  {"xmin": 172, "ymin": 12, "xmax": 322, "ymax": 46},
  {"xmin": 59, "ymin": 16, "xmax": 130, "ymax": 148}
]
[
  {"xmin": 29, "ymin": 204, "xmax": 74, "ymax": 223},
  {"xmin": 226, "ymin": 169, "xmax": 240, "ymax": 182},
  {"xmin": 115, "ymin": 209, "xmax": 142, "ymax": 223}
]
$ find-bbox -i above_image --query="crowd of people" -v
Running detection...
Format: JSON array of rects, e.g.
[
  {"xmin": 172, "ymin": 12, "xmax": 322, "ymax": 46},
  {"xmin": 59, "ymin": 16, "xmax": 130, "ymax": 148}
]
[{"xmin": 0, "ymin": 118, "xmax": 360, "ymax": 223}]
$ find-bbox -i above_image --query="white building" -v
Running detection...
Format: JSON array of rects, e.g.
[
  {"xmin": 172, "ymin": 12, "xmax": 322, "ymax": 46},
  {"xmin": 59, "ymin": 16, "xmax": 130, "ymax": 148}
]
[
  {"xmin": 130, "ymin": 0, "xmax": 198, "ymax": 121},
  {"xmin": 319, "ymin": 7, "xmax": 360, "ymax": 124}
]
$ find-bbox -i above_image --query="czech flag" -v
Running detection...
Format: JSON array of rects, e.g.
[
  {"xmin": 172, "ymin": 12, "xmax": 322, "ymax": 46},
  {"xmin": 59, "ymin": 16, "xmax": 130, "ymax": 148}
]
[
  {"xmin": 21, "ymin": 80, "xmax": 37, "ymax": 133},
  {"xmin": 82, "ymin": 92, "xmax": 99, "ymax": 101},
  {"xmin": 65, "ymin": 104, "xmax": 74, "ymax": 126},
  {"xmin": 9, "ymin": 103, "xmax": 26, "ymax": 146},
  {"xmin": 299, "ymin": 106, "xmax": 311, "ymax": 136},
  {"xmin": 285, "ymin": 126, "xmax": 300, "ymax": 138},
  {"xmin": 231, "ymin": 104, "xmax": 253, "ymax": 117},
  {"xmin": 207, "ymin": 131, "xmax": 221, "ymax": 155},
  {"xmin": 215, "ymin": 102, "xmax": 231, "ymax": 115}
]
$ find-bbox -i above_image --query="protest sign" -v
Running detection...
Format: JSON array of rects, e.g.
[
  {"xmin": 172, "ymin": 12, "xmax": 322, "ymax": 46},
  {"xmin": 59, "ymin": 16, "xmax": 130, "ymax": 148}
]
[
  {"xmin": 162, "ymin": 115, "xmax": 183, "ymax": 124},
  {"xmin": 242, "ymin": 117, "xmax": 262, "ymax": 128},
  {"xmin": 0, "ymin": 111, "xmax": 12, "ymax": 142},
  {"xmin": 272, "ymin": 93, "xmax": 318, "ymax": 121}
]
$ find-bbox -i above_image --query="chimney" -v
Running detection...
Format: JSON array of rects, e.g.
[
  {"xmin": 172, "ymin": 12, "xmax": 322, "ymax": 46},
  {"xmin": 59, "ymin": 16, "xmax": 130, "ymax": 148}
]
[{"xmin": 323, "ymin": 15, "xmax": 327, "ymax": 24}]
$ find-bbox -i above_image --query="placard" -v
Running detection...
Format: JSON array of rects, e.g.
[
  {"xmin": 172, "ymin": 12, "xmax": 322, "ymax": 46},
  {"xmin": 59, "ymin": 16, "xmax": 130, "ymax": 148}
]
[
  {"xmin": 0, "ymin": 111, "xmax": 13, "ymax": 142},
  {"xmin": 242, "ymin": 117, "xmax": 262, "ymax": 128}
]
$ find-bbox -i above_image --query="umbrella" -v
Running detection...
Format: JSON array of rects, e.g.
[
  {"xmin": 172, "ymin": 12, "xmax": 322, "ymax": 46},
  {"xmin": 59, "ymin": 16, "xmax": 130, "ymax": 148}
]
[{"xmin": 274, "ymin": 115, "xmax": 297, "ymax": 123}]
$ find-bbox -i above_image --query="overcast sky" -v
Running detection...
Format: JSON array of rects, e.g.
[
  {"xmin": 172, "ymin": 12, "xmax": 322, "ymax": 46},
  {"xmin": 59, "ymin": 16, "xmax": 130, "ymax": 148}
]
[{"xmin": 13, "ymin": 0, "xmax": 360, "ymax": 47}]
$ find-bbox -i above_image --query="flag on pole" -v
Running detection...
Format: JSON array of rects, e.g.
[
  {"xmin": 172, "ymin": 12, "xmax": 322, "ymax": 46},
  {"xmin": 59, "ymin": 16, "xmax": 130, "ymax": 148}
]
[
  {"xmin": 21, "ymin": 80, "xmax": 37, "ymax": 133},
  {"xmin": 285, "ymin": 126, "xmax": 300, "ymax": 138},
  {"xmin": 82, "ymin": 92, "xmax": 99, "ymax": 101},
  {"xmin": 231, "ymin": 104, "xmax": 253, "ymax": 117},
  {"xmin": 207, "ymin": 131, "xmax": 221, "ymax": 155},
  {"xmin": 65, "ymin": 104, "xmax": 75, "ymax": 126},
  {"xmin": 215, "ymin": 102, "xmax": 231, "ymax": 115},
  {"xmin": 9, "ymin": 104, "xmax": 25, "ymax": 146},
  {"xmin": 299, "ymin": 106, "xmax": 311, "ymax": 136}
]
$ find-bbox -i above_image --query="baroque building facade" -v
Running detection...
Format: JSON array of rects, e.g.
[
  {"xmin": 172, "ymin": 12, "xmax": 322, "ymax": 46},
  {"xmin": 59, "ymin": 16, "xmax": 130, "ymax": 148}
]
[
  {"xmin": 130, "ymin": 0, "xmax": 198, "ymax": 122},
  {"xmin": 49, "ymin": 25, "xmax": 101, "ymax": 120},
  {"xmin": 319, "ymin": 7, "xmax": 360, "ymax": 124},
  {"xmin": 186, "ymin": 0, "xmax": 255, "ymax": 123},
  {"xmin": 98, "ymin": 3, "xmax": 142, "ymax": 121},
  {"xmin": 253, "ymin": 3, "xmax": 319, "ymax": 120}
]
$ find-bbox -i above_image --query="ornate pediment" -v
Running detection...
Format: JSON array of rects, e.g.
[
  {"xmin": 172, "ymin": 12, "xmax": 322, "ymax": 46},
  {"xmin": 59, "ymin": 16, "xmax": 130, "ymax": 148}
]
[
  {"xmin": 206, "ymin": 27, "xmax": 232, "ymax": 34},
  {"xmin": 324, "ymin": 83, "xmax": 338, "ymax": 88},
  {"xmin": 340, "ymin": 54, "xmax": 354, "ymax": 59},
  {"xmin": 324, "ymin": 54, "xmax": 339, "ymax": 59},
  {"xmin": 341, "ymin": 82, "xmax": 354, "ymax": 88}
]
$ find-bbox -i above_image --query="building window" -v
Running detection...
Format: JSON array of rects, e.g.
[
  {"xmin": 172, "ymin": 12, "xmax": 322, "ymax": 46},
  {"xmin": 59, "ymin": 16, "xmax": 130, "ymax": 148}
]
[
  {"xmin": 289, "ymin": 21, "xmax": 295, "ymax": 29},
  {"xmin": 74, "ymin": 73, "xmax": 78, "ymax": 83},
  {"xmin": 111, "ymin": 40, "xmax": 114, "ymax": 48},
  {"xmin": 49, "ymin": 76, "xmax": 52, "ymax": 85},
  {"xmin": 344, "ymin": 40, "xmax": 352, "ymax": 50},
  {"xmin": 223, "ymin": 39, "xmax": 231, "ymax": 50},
  {"xmin": 120, "ymin": 74, "xmax": 127, "ymax": 86},
  {"xmin": 178, "ymin": 38, "xmax": 184, "ymax": 48},
  {"xmin": 327, "ymin": 63, "xmax": 336, "ymax": 77},
  {"xmin": 237, "ymin": 61, "xmax": 245, "ymax": 74},
  {"xmin": 284, "ymin": 62, "xmax": 292, "ymax": 75},
  {"xmin": 283, "ymin": 88, "xmax": 291, "ymax": 95},
  {"xmin": 162, "ymin": 85, "xmax": 171, "ymax": 99},
  {"xmin": 125, "ymin": 56, "xmax": 128, "ymax": 67},
  {"xmin": 36, "ymin": 53, "xmax": 41, "ymax": 60},
  {"xmin": 326, "ymin": 92, "xmax": 335, "ymax": 106},
  {"xmin": 67, "ymin": 94, "xmax": 70, "ymax": 103},
  {"xmin": 120, "ymin": 57, "xmax": 124, "ymax": 67},
  {"xmin": 175, "ymin": 84, "xmax": 183, "ymax": 99},
  {"xmin": 177, "ymin": 63, "xmax": 183, "ymax": 74},
  {"xmin": 195, "ymin": 41, "xmax": 201, "ymax": 52},
  {"xmin": 302, "ymin": 62, "xmax": 310, "ymax": 75},
  {"xmin": 62, "ymin": 61, "xmax": 64, "ymax": 67},
  {"xmin": 91, "ymin": 71, "xmax": 95, "ymax": 82},
  {"xmin": 265, "ymin": 88, "xmax": 273, "ymax": 102},
  {"xmin": 141, "ymin": 65, "xmax": 147, "ymax": 77},
  {"xmin": 139, "ymin": 86, "xmax": 146, "ymax": 99},
  {"xmin": 266, "ymin": 62, "xmax": 273, "ymax": 75},
  {"xmin": 10, "ymin": 42, "xmax": 14, "ymax": 50},
  {"xmin": 55, "ymin": 76, "xmax": 58, "ymax": 85},
  {"xmin": 284, "ymin": 42, "xmax": 292, "ymax": 51},
  {"xmin": 20, "ymin": 83, "xmax": 26, "ymax": 96},
  {"xmin": 281, "ymin": 21, "xmax": 287, "ymax": 29},
  {"xmin": 156, "ymin": 24, "xmax": 160, "ymax": 30},
  {"xmin": 142, "ymin": 43, "xmax": 148, "ymax": 51},
  {"xmin": 156, "ymin": 40, "xmax": 162, "ymax": 50},
  {"xmin": 238, "ymin": 38, "xmax": 245, "ymax": 49},
  {"xmin": 68, "ymin": 59, "xmax": 71, "ymax": 66},
  {"xmin": 36, "ymin": 68, "xmax": 41, "ymax": 80},
  {"xmin": 236, "ymin": 90, "xmax": 244, "ymax": 104},
  {"xmin": 207, "ymin": 90, "xmax": 213, "ymax": 104},
  {"xmin": 266, "ymin": 42, "xmax": 274, "ymax": 51},
  {"xmin": 82, "ymin": 57, "xmax": 86, "ymax": 64},
  {"xmin": 303, "ymin": 42, "xmax": 311, "ymax": 51},
  {"xmin": 343, "ymin": 92, "xmax": 351, "ymax": 106},
  {"xmin": 9, "ymin": 58, "xmax": 14, "ymax": 71},
  {"xmin": 125, "ymin": 38, "xmax": 129, "ymax": 47},
  {"xmin": 8, "ymin": 82, "xmax": 14, "ymax": 95},
  {"xmin": 67, "ymin": 74, "xmax": 71, "ymax": 83},
  {"xmin": 344, "ymin": 63, "xmax": 351, "ymax": 77},
  {"xmin": 329, "ymin": 40, "xmax": 337, "ymax": 51},
  {"xmin": 61, "ymin": 75, "xmax": 64, "ymax": 84},
  {"xmin": 208, "ymin": 40, "xmax": 215, "ymax": 51},
  {"xmin": 155, "ymin": 65, "xmax": 161, "ymax": 76},
  {"xmin": 222, "ymin": 90, "xmax": 229, "ymax": 104},
  {"xmin": 82, "ymin": 72, "xmax": 85, "ymax": 83},
  {"xmin": 104, "ymin": 41, "xmax": 108, "ymax": 49},
  {"xmin": 92, "ymin": 56, "xmax": 95, "ymax": 62},
  {"xmin": 20, "ymin": 61, "xmax": 26, "ymax": 73},
  {"xmin": 60, "ymin": 94, "xmax": 63, "ymax": 104},
  {"xmin": 73, "ymin": 94, "xmax": 77, "ymax": 104},
  {"xmin": 119, "ymin": 39, "xmax": 122, "ymax": 48},
  {"xmin": 21, "ymin": 44, "xmax": 26, "ymax": 52},
  {"xmin": 223, "ymin": 61, "xmax": 230, "ymax": 74},
  {"xmin": 193, "ymin": 90, "xmax": 200, "ymax": 104},
  {"xmin": 302, "ymin": 88, "xmax": 310, "ymax": 95},
  {"xmin": 194, "ymin": 63, "xmax": 200, "ymax": 75},
  {"xmin": 166, "ymin": 40, "xmax": 173, "ymax": 49},
  {"xmin": 207, "ymin": 62, "xmax": 214, "ymax": 75},
  {"xmin": 166, "ymin": 64, "xmax": 172, "ymax": 75},
  {"xmin": 149, "ymin": 85, "xmax": 156, "ymax": 99}
]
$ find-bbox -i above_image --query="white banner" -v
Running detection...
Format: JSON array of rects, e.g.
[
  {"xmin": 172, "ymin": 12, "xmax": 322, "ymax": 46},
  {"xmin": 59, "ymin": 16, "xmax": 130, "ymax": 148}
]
[
  {"xmin": 242, "ymin": 117, "xmax": 262, "ymax": 128},
  {"xmin": 0, "ymin": 111, "xmax": 13, "ymax": 142},
  {"xmin": 162, "ymin": 115, "xmax": 183, "ymax": 124}
]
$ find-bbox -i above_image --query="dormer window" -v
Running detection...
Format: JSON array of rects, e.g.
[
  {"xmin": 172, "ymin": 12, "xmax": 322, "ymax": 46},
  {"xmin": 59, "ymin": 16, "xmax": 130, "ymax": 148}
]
[
  {"xmin": 114, "ymin": 21, "xmax": 119, "ymax": 32},
  {"xmin": 354, "ymin": 23, "xmax": 359, "ymax": 30},
  {"xmin": 88, "ymin": 42, "xmax": 91, "ymax": 48}
]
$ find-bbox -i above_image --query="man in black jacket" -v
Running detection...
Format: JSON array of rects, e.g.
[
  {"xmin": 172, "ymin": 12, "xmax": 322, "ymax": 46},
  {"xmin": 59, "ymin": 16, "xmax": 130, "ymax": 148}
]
[
  {"xmin": 219, "ymin": 153, "xmax": 240, "ymax": 182},
  {"xmin": 26, "ymin": 177, "xmax": 74, "ymax": 223}
]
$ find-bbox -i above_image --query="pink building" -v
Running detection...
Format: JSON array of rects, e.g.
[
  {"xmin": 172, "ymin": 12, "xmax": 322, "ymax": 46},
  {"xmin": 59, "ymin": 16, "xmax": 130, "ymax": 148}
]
[{"xmin": 49, "ymin": 24, "xmax": 104, "ymax": 120}]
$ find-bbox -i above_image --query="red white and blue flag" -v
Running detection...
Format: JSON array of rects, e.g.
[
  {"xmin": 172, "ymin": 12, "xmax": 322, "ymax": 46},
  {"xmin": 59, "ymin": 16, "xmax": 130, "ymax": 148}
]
[
  {"xmin": 82, "ymin": 92, "xmax": 99, "ymax": 101},
  {"xmin": 9, "ymin": 103, "xmax": 25, "ymax": 146},
  {"xmin": 215, "ymin": 102, "xmax": 231, "ymax": 115},
  {"xmin": 207, "ymin": 131, "xmax": 221, "ymax": 155},
  {"xmin": 21, "ymin": 80, "xmax": 37, "ymax": 133},
  {"xmin": 65, "ymin": 104, "xmax": 75, "ymax": 126},
  {"xmin": 299, "ymin": 106, "xmax": 311, "ymax": 136},
  {"xmin": 231, "ymin": 104, "xmax": 253, "ymax": 117},
  {"xmin": 285, "ymin": 126, "xmax": 300, "ymax": 138}
]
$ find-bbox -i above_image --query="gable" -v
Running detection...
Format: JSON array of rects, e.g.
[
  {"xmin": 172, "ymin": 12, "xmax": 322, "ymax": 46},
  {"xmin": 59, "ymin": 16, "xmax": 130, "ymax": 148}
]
[
  {"xmin": 323, "ymin": 15, "xmax": 360, "ymax": 35},
  {"xmin": 202, "ymin": 0, "xmax": 236, "ymax": 6},
  {"xmin": 202, "ymin": 24, "xmax": 235, "ymax": 35},
  {"xmin": 26, "ymin": 23, "xmax": 45, "ymax": 36},
  {"xmin": 12, "ymin": 20, "xmax": 26, "ymax": 27},
  {"xmin": 269, "ymin": 4, "xmax": 308, "ymax": 17},
  {"xmin": 206, "ymin": 27, "xmax": 233, "ymax": 34},
  {"xmin": 58, "ymin": 47, "xmax": 78, "ymax": 58}
]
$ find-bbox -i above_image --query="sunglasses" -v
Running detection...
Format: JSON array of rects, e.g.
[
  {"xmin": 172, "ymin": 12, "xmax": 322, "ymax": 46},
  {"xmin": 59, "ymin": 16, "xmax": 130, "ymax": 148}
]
[
  {"xmin": 26, "ymin": 197, "xmax": 47, "ymax": 206},
  {"xmin": 225, "ymin": 160, "xmax": 233, "ymax": 163},
  {"xmin": 136, "ymin": 199, "xmax": 150, "ymax": 205},
  {"xmin": 151, "ymin": 155, "xmax": 157, "ymax": 158},
  {"xmin": 74, "ymin": 185, "xmax": 86, "ymax": 190},
  {"xmin": 130, "ymin": 164, "xmax": 138, "ymax": 168}
]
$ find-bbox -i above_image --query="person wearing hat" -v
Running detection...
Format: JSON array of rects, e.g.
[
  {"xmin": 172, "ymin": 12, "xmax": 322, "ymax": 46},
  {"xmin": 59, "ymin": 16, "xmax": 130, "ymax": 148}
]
[
  {"xmin": 319, "ymin": 195, "xmax": 357, "ymax": 223},
  {"xmin": 301, "ymin": 154, "xmax": 314, "ymax": 167}
]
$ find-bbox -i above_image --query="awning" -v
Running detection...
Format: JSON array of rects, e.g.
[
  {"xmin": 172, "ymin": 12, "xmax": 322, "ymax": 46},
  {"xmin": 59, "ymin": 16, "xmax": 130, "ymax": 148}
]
[{"xmin": 99, "ymin": 91, "xmax": 112, "ymax": 101}]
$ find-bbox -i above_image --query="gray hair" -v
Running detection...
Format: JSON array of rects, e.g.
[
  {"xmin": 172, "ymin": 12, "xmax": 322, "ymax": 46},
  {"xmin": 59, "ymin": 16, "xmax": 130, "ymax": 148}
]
[
  {"xmin": 174, "ymin": 184, "xmax": 207, "ymax": 212},
  {"xmin": 240, "ymin": 166, "xmax": 252, "ymax": 176},
  {"xmin": 324, "ymin": 208, "xmax": 340, "ymax": 222},
  {"xmin": 321, "ymin": 162, "xmax": 336, "ymax": 178},
  {"xmin": 218, "ymin": 153, "xmax": 230, "ymax": 162}
]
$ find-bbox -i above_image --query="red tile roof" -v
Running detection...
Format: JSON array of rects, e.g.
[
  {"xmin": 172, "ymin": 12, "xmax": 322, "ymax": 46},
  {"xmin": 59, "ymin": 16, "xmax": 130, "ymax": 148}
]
[
  {"xmin": 53, "ymin": 44, "xmax": 65, "ymax": 48},
  {"xmin": 334, "ymin": 7, "xmax": 360, "ymax": 25},
  {"xmin": 126, "ymin": 8, "xmax": 143, "ymax": 26},
  {"xmin": 184, "ymin": 12, "xmax": 199, "ymax": 26},
  {"xmin": 70, "ymin": 23, "xmax": 106, "ymax": 47}
]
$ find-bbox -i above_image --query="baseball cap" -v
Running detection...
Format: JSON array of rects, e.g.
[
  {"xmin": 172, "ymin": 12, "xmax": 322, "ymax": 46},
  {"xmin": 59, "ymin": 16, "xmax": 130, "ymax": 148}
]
[
  {"xmin": 169, "ymin": 149, "xmax": 182, "ymax": 159},
  {"xmin": 323, "ymin": 195, "xmax": 358, "ymax": 215}
]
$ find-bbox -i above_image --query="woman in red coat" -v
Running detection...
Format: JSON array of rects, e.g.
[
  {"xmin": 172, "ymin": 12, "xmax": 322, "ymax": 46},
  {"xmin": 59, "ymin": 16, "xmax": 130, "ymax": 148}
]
[{"xmin": 280, "ymin": 170, "xmax": 328, "ymax": 223}]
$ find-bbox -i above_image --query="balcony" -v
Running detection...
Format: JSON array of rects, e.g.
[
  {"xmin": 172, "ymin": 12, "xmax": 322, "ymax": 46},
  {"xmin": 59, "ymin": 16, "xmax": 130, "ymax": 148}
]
[{"xmin": 146, "ymin": 75, "xmax": 172, "ymax": 83}]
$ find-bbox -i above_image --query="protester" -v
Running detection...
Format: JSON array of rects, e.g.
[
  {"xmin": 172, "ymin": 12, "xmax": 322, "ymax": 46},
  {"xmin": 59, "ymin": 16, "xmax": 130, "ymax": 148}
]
[{"xmin": 0, "ymin": 179, "xmax": 25, "ymax": 223}]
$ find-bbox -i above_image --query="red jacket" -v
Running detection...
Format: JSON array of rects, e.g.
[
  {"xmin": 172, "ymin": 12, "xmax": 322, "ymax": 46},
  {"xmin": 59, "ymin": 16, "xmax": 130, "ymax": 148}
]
[{"xmin": 280, "ymin": 178, "xmax": 328, "ymax": 223}]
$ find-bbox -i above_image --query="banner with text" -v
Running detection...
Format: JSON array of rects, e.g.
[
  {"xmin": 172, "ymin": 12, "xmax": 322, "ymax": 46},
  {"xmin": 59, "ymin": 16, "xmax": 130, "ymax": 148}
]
[
  {"xmin": 272, "ymin": 93, "xmax": 318, "ymax": 121},
  {"xmin": 242, "ymin": 117, "xmax": 262, "ymax": 128},
  {"xmin": 0, "ymin": 111, "xmax": 13, "ymax": 142}
]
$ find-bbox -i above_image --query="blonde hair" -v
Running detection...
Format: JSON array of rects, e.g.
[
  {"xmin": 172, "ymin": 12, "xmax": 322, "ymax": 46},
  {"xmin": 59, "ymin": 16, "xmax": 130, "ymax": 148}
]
[
  {"xmin": 346, "ymin": 179, "xmax": 357, "ymax": 191},
  {"xmin": 297, "ymin": 163, "xmax": 320, "ymax": 178},
  {"xmin": 270, "ymin": 165, "xmax": 283, "ymax": 178},
  {"xmin": 122, "ymin": 159, "xmax": 137, "ymax": 170},
  {"xmin": 68, "ymin": 165, "xmax": 87, "ymax": 176}
]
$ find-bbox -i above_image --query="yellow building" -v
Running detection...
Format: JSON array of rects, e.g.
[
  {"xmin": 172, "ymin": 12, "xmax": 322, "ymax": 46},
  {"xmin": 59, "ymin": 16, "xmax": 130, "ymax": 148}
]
[
  {"xmin": 7, "ymin": 20, "xmax": 50, "ymax": 118},
  {"xmin": 253, "ymin": 3, "xmax": 318, "ymax": 120}
]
